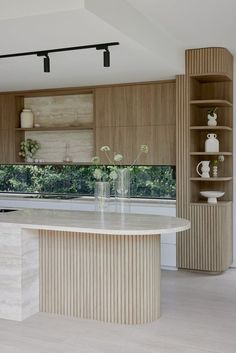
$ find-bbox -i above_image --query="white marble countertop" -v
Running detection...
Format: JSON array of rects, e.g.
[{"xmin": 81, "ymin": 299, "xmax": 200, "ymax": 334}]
[{"xmin": 0, "ymin": 209, "xmax": 190, "ymax": 235}]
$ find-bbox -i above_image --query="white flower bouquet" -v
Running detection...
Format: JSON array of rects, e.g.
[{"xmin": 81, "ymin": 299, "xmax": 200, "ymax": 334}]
[{"xmin": 91, "ymin": 144, "xmax": 149, "ymax": 181}]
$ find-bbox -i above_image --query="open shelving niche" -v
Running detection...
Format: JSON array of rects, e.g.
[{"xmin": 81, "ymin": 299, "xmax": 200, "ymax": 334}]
[
  {"xmin": 189, "ymin": 73, "xmax": 233, "ymax": 203},
  {"xmin": 15, "ymin": 91, "xmax": 95, "ymax": 164}
]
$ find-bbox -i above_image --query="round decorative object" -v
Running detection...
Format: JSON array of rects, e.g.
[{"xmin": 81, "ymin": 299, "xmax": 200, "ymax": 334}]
[
  {"xmin": 200, "ymin": 191, "xmax": 224, "ymax": 204},
  {"xmin": 205, "ymin": 133, "xmax": 219, "ymax": 152},
  {"xmin": 207, "ymin": 113, "xmax": 217, "ymax": 126},
  {"xmin": 20, "ymin": 109, "xmax": 34, "ymax": 128}
]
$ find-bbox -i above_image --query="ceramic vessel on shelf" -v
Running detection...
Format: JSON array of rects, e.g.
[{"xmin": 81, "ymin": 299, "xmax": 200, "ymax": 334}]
[
  {"xmin": 212, "ymin": 165, "xmax": 218, "ymax": 178},
  {"xmin": 115, "ymin": 168, "xmax": 130, "ymax": 199},
  {"xmin": 196, "ymin": 161, "xmax": 210, "ymax": 178},
  {"xmin": 20, "ymin": 109, "xmax": 34, "ymax": 128},
  {"xmin": 207, "ymin": 113, "xmax": 217, "ymax": 126},
  {"xmin": 200, "ymin": 191, "xmax": 225, "ymax": 204},
  {"xmin": 95, "ymin": 181, "xmax": 110, "ymax": 211},
  {"xmin": 205, "ymin": 133, "xmax": 219, "ymax": 152}
]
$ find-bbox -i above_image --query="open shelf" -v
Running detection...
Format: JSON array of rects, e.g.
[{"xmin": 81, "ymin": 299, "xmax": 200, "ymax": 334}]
[
  {"xmin": 190, "ymin": 177, "xmax": 232, "ymax": 181},
  {"xmin": 190, "ymin": 99, "xmax": 232, "ymax": 107},
  {"xmin": 190, "ymin": 152, "xmax": 232, "ymax": 156},
  {"xmin": 15, "ymin": 124, "xmax": 94, "ymax": 132},
  {"xmin": 190, "ymin": 73, "xmax": 232, "ymax": 83},
  {"xmin": 190, "ymin": 126, "xmax": 232, "ymax": 131}
]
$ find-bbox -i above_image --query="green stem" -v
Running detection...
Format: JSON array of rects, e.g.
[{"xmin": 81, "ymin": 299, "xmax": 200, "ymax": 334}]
[{"xmin": 130, "ymin": 151, "xmax": 143, "ymax": 167}]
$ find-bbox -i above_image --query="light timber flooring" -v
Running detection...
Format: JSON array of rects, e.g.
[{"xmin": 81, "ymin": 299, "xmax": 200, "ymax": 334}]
[{"xmin": 0, "ymin": 269, "xmax": 236, "ymax": 353}]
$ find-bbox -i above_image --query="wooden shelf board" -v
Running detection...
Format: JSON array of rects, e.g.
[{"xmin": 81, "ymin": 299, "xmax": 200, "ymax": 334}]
[
  {"xmin": 190, "ymin": 126, "xmax": 232, "ymax": 131},
  {"xmin": 190, "ymin": 201, "xmax": 232, "ymax": 206},
  {"xmin": 190, "ymin": 73, "xmax": 232, "ymax": 83},
  {"xmin": 190, "ymin": 99, "xmax": 232, "ymax": 107},
  {"xmin": 15, "ymin": 125, "xmax": 94, "ymax": 132},
  {"xmin": 190, "ymin": 177, "xmax": 232, "ymax": 181},
  {"xmin": 190, "ymin": 152, "xmax": 232, "ymax": 156},
  {"xmin": 13, "ymin": 162, "xmax": 92, "ymax": 165}
]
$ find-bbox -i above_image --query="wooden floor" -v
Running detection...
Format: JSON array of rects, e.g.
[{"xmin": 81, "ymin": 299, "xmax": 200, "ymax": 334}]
[{"xmin": 0, "ymin": 269, "xmax": 236, "ymax": 353}]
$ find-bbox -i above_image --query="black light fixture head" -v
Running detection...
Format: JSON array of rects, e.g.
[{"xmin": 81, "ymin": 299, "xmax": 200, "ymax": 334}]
[
  {"xmin": 103, "ymin": 48, "xmax": 110, "ymax": 67},
  {"xmin": 43, "ymin": 54, "xmax": 50, "ymax": 73},
  {"xmin": 0, "ymin": 41, "xmax": 119, "ymax": 73}
]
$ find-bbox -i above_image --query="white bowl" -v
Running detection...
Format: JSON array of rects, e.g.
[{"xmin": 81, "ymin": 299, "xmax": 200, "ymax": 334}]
[{"xmin": 200, "ymin": 191, "xmax": 225, "ymax": 204}]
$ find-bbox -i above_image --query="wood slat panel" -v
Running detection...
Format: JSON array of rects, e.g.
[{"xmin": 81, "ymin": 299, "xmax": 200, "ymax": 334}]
[
  {"xmin": 176, "ymin": 75, "xmax": 191, "ymax": 269},
  {"xmin": 39, "ymin": 230, "xmax": 160, "ymax": 325},
  {"xmin": 95, "ymin": 82, "xmax": 176, "ymax": 165},
  {"xmin": 0, "ymin": 94, "xmax": 17, "ymax": 163},
  {"xmin": 187, "ymin": 203, "xmax": 233, "ymax": 272},
  {"xmin": 96, "ymin": 125, "xmax": 176, "ymax": 165},
  {"xmin": 186, "ymin": 47, "xmax": 233, "ymax": 80}
]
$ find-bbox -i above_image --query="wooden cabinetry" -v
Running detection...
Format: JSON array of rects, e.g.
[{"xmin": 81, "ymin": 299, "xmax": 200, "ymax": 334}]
[
  {"xmin": 95, "ymin": 82, "xmax": 176, "ymax": 165},
  {"xmin": 0, "ymin": 82, "xmax": 176, "ymax": 165},
  {"xmin": 177, "ymin": 47, "xmax": 233, "ymax": 273},
  {"xmin": 0, "ymin": 95, "xmax": 17, "ymax": 163}
]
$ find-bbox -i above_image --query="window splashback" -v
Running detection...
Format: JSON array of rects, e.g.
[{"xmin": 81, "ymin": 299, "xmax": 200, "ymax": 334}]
[{"xmin": 0, "ymin": 165, "xmax": 176, "ymax": 199}]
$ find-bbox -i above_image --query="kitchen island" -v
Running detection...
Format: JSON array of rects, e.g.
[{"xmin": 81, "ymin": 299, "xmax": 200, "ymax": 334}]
[{"xmin": 0, "ymin": 209, "xmax": 190, "ymax": 324}]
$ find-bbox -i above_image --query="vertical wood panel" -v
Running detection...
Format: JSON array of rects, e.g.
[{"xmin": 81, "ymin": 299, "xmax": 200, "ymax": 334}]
[
  {"xmin": 189, "ymin": 203, "xmax": 233, "ymax": 272},
  {"xmin": 176, "ymin": 75, "xmax": 191, "ymax": 268},
  {"xmin": 95, "ymin": 82, "xmax": 176, "ymax": 165},
  {"xmin": 186, "ymin": 47, "xmax": 233, "ymax": 79},
  {"xmin": 39, "ymin": 230, "xmax": 160, "ymax": 325},
  {"xmin": 0, "ymin": 94, "xmax": 17, "ymax": 163}
]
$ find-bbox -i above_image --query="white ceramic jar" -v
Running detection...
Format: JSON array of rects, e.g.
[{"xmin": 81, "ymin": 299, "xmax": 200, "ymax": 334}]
[
  {"xmin": 20, "ymin": 109, "xmax": 34, "ymax": 128},
  {"xmin": 205, "ymin": 133, "xmax": 219, "ymax": 152}
]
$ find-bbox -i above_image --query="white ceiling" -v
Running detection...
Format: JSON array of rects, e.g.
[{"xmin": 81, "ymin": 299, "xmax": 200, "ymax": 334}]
[{"xmin": 0, "ymin": 0, "xmax": 235, "ymax": 91}]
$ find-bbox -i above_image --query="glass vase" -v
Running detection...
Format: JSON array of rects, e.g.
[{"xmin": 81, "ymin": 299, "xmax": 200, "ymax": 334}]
[
  {"xmin": 115, "ymin": 168, "xmax": 130, "ymax": 199},
  {"xmin": 95, "ymin": 181, "xmax": 110, "ymax": 211}
]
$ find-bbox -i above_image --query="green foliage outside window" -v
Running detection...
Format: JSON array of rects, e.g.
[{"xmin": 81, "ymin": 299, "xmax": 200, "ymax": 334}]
[{"xmin": 0, "ymin": 165, "xmax": 176, "ymax": 199}]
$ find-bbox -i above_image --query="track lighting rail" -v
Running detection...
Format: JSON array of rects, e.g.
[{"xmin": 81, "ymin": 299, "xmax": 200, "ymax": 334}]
[{"xmin": 0, "ymin": 41, "xmax": 119, "ymax": 72}]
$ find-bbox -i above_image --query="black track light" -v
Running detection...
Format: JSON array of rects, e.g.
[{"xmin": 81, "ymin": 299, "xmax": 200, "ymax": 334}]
[
  {"xmin": 103, "ymin": 49, "xmax": 110, "ymax": 67},
  {"xmin": 0, "ymin": 41, "xmax": 119, "ymax": 73},
  {"xmin": 43, "ymin": 54, "xmax": 50, "ymax": 73}
]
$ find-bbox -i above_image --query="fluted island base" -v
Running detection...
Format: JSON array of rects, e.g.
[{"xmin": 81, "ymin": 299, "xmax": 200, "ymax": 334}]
[{"xmin": 39, "ymin": 230, "xmax": 160, "ymax": 325}]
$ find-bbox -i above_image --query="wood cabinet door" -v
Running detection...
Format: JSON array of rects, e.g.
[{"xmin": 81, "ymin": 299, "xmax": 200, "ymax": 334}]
[
  {"xmin": 0, "ymin": 95, "xmax": 17, "ymax": 163},
  {"xmin": 95, "ymin": 82, "xmax": 176, "ymax": 165}
]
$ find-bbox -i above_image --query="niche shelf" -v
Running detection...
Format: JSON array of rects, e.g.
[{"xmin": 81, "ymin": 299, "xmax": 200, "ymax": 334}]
[
  {"xmin": 190, "ymin": 99, "xmax": 232, "ymax": 107},
  {"xmin": 190, "ymin": 126, "xmax": 232, "ymax": 131}
]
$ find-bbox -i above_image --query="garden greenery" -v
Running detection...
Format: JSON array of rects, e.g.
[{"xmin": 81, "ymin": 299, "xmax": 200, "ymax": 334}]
[{"xmin": 0, "ymin": 165, "xmax": 176, "ymax": 199}]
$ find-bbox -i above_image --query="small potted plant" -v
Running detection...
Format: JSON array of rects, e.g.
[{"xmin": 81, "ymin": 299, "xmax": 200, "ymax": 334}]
[
  {"xmin": 19, "ymin": 138, "xmax": 40, "ymax": 163},
  {"xmin": 207, "ymin": 107, "xmax": 218, "ymax": 126}
]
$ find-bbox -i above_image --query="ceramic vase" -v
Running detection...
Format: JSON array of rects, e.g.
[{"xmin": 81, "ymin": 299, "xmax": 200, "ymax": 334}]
[
  {"xmin": 196, "ymin": 161, "xmax": 210, "ymax": 178},
  {"xmin": 20, "ymin": 109, "xmax": 34, "ymax": 128},
  {"xmin": 213, "ymin": 165, "xmax": 218, "ymax": 178},
  {"xmin": 207, "ymin": 113, "xmax": 217, "ymax": 126},
  {"xmin": 205, "ymin": 133, "xmax": 219, "ymax": 152}
]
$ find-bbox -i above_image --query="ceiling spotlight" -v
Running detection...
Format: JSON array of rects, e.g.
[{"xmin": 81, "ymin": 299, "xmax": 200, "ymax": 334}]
[
  {"xmin": 103, "ymin": 48, "xmax": 110, "ymax": 67},
  {"xmin": 43, "ymin": 54, "xmax": 50, "ymax": 73}
]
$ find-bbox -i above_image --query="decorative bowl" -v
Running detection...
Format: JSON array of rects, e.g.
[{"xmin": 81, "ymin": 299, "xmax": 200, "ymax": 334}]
[{"xmin": 200, "ymin": 191, "xmax": 225, "ymax": 204}]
